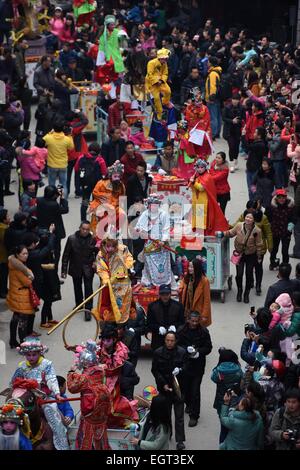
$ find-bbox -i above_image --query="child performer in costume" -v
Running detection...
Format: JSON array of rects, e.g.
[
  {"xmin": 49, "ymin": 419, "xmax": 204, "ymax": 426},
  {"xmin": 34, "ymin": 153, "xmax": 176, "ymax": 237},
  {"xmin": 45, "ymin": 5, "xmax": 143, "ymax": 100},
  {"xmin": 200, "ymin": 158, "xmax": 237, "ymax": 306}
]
[
  {"xmin": 67, "ymin": 340, "xmax": 111, "ymax": 450},
  {"xmin": 189, "ymin": 159, "xmax": 229, "ymax": 235},
  {"xmin": 0, "ymin": 402, "xmax": 32, "ymax": 450},
  {"xmin": 97, "ymin": 323, "xmax": 138, "ymax": 428},
  {"xmin": 11, "ymin": 337, "xmax": 69, "ymax": 450}
]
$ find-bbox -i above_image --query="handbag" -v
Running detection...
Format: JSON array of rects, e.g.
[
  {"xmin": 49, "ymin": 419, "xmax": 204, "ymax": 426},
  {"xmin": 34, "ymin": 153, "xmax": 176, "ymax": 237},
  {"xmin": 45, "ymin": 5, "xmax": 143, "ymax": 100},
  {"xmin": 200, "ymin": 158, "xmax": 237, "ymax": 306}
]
[
  {"xmin": 230, "ymin": 250, "xmax": 242, "ymax": 265},
  {"xmin": 230, "ymin": 225, "xmax": 255, "ymax": 266},
  {"xmin": 29, "ymin": 285, "xmax": 41, "ymax": 309}
]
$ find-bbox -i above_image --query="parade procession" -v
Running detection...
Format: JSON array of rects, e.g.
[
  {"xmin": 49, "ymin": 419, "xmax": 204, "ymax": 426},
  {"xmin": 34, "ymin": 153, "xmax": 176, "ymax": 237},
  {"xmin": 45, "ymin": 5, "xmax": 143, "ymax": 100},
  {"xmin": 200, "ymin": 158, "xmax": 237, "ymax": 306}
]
[{"xmin": 1, "ymin": 0, "xmax": 300, "ymax": 457}]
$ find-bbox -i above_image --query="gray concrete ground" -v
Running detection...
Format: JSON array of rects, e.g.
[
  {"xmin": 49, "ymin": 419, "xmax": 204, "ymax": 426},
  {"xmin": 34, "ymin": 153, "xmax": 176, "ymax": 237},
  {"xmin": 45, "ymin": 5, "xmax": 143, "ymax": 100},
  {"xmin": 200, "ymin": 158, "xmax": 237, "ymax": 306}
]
[{"xmin": 0, "ymin": 134, "xmax": 298, "ymax": 450}]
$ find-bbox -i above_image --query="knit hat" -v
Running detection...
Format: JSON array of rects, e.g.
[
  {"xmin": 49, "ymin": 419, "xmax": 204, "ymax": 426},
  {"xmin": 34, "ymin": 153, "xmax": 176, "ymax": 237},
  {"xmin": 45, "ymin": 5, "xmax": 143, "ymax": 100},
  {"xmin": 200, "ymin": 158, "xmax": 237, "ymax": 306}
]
[{"xmin": 275, "ymin": 188, "xmax": 287, "ymax": 197}]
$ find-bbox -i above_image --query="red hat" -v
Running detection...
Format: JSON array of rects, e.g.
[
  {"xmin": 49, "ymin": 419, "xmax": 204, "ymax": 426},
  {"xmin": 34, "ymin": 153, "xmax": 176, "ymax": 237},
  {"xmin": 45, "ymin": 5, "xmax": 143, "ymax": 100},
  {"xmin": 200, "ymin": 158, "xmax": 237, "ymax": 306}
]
[
  {"xmin": 275, "ymin": 189, "xmax": 287, "ymax": 197},
  {"xmin": 144, "ymin": 21, "xmax": 150, "ymax": 27},
  {"xmin": 272, "ymin": 360, "xmax": 286, "ymax": 378}
]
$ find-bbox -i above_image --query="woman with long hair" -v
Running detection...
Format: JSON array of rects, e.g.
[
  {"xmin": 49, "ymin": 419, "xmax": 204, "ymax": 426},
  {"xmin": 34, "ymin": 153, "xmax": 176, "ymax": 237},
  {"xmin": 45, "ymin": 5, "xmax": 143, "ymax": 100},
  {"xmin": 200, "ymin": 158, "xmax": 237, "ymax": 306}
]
[
  {"xmin": 60, "ymin": 14, "xmax": 76, "ymax": 44},
  {"xmin": 209, "ymin": 151, "xmax": 231, "ymax": 214},
  {"xmin": 222, "ymin": 211, "xmax": 264, "ymax": 303},
  {"xmin": 6, "ymin": 245, "xmax": 35, "ymax": 348},
  {"xmin": 179, "ymin": 258, "xmax": 211, "ymax": 327},
  {"xmin": 129, "ymin": 394, "xmax": 171, "ymax": 450},
  {"xmin": 220, "ymin": 396, "xmax": 264, "ymax": 450}
]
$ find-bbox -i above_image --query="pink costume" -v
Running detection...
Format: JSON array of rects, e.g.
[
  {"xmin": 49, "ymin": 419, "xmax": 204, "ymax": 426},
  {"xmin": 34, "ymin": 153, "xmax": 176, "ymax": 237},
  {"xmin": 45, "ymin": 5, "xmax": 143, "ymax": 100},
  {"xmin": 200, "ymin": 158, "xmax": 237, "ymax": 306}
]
[{"xmin": 97, "ymin": 341, "xmax": 138, "ymax": 428}]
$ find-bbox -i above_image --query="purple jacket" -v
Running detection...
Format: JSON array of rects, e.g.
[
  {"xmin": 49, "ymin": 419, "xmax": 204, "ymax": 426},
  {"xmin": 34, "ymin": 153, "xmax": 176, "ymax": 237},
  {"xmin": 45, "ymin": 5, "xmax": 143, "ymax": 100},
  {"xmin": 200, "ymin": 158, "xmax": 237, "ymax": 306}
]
[{"xmin": 18, "ymin": 154, "xmax": 40, "ymax": 181}]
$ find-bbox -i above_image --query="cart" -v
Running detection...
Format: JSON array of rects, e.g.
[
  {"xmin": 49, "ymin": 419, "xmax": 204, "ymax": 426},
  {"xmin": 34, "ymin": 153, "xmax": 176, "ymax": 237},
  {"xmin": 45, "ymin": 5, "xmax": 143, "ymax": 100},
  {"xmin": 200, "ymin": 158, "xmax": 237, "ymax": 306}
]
[
  {"xmin": 72, "ymin": 82, "xmax": 102, "ymax": 134},
  {"xmin": 68, "ymin": 405, "xmax": 150, "ymax": 450},
  {"xmin": 176, "ymin": 237, "xmax": 233, "ymax": 303},
  {"xmin": 143, "ymin": 176, "xmax": 233, "ymax": 302}
]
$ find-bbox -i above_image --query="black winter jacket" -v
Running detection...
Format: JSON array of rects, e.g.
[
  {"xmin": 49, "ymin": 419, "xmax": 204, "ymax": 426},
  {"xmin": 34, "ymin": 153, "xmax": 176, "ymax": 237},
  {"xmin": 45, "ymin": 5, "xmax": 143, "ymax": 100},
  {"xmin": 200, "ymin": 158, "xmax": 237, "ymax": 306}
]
[
  {"xmin": 151, "ymin": 345, "xmax": 187, "ymax": 394},
  {"xmin": 222, "ymin": 103, "xmax": 245, "ymax": 139},
  {"xmin": 36, "ymin": 197, "xmax": 69, "ymax": 240},
  {"xmin": 146, "ymin": 299, "xmax": 185, "ymax": 351},
  {"xmin": 61, "ymin": 231, "xmax": 97, "ymax": 278},
  {"xmin": 242, "ymin": 137, "xmax": 268, "ymax": 172},
  {"xmin": 176, "ymin": 324, "xmax": 212, "ymax": 376}
]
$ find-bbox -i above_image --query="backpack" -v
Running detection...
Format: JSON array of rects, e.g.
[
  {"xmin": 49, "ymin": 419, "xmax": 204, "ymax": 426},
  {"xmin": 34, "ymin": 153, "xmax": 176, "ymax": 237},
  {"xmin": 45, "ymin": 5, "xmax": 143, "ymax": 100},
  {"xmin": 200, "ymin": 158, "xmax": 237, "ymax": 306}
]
[{"xmin": 78, "ymin": 155, "xmax": 98, "ymax": 187}]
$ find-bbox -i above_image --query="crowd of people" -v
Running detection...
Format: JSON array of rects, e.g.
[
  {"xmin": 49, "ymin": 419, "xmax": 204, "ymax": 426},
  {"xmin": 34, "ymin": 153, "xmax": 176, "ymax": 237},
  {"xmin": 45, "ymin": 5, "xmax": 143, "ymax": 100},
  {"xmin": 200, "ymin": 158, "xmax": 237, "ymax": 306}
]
[{"xmin": 1, "ymin": 0, "xmax": 300, "ymax": 452}]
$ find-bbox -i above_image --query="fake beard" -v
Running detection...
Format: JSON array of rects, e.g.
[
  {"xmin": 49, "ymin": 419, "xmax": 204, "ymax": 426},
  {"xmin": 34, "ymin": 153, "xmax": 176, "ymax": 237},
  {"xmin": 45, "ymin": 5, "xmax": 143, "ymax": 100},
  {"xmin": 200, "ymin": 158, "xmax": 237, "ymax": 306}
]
[
  {"xmin": 0, "ymin": 428, "xmax": 20, "ymax": 450},
  {"xmin": 111, "ymin": 180, "xmax": 121, "ymax": 192}
]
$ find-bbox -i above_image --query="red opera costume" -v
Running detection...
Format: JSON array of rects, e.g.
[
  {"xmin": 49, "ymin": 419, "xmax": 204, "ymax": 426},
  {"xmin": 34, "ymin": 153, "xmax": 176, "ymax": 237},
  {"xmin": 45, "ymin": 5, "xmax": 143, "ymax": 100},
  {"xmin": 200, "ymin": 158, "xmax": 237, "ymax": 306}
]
[
  {"xmin": 190, "ymin": 159, "xmax": 229, "ymax": 236},
  {"xmin": 67, "ymin": 365, "xmax": 111, "ymax": 450},
  {"xmin": 184, "ymin": 101, "xmax": 213, "ymax": 159},
  {"xmin": 97, "ymin": 341, "xmax": 139, "ymax": 428}
]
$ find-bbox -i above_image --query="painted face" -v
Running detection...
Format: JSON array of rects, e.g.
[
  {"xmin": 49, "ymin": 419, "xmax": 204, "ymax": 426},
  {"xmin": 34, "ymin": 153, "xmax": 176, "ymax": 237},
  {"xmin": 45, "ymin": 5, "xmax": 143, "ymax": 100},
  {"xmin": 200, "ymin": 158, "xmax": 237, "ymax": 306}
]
[
  {"xmin": 197, "ymin": 166, "xmax": 206, "ymax": 175},
  {"xmin": 102, "ymin": 338, "xmax": 114, "ymax": 348},
  {"xmin": 107, "ymin": 22, "xmax": 115, "ymax": 32},
  {"xmin": 105, "ymin": 242, "xmax": 117, "ymax": 254},
  {"xmin": 149, "ymin": 203, "xmax": 159, "ymax": 213},
  {"xmin": 1, "ymin": 421, "xmax": 17, "ymax": 434},
  {"xmin": 25, "ymin": 351, "xmax": 41, "ymax": 365},
  {"xmin": 111, "ymin": 174, "xmax": 121, "ymax": 182}
]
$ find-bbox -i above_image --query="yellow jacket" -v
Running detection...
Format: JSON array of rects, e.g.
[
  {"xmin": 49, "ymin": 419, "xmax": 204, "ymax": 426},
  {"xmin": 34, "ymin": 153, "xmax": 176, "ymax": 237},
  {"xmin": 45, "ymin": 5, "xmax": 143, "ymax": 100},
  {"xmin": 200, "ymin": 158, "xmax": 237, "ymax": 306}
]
[
  {"xmin": 43, "ymin": 132, "xmax": 74, "ymax": 169},
  {"xmin": 205, "ymin": 66, "xmax": 222, "ymax": 102},
  {"xmin": 146, "ymin": 58, "xmax": 168, "ymax": 90}
]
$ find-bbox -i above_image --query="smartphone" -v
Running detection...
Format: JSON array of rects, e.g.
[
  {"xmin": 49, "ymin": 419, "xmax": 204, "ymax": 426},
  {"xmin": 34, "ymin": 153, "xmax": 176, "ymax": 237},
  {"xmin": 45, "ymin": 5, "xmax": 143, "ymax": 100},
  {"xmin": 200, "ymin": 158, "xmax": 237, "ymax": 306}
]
[{"xmin": 250, "ymin": 306, "xmax": 255, "ymax": 314}]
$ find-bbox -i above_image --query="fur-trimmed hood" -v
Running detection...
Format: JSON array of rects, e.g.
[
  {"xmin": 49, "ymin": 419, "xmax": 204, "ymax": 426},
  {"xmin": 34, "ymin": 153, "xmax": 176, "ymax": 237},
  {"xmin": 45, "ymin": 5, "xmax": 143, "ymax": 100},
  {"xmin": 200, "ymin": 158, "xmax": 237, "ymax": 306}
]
[{"xmin": 271, "ymin": 195, "xmax": 294, "ymax": 209}]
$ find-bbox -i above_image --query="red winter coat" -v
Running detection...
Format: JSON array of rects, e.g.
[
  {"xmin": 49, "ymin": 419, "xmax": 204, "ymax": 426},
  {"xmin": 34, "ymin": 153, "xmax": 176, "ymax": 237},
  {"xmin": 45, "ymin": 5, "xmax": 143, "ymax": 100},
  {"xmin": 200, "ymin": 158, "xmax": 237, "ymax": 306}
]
[
  {"xmin": 245, "ymin": 110, "xmax": 265, "ymax": 141},
  {"xmin": 68, "ymin": 113, "xmax": 89, "ymax": 161},
  {"xmin": 108, "ymin": 102, "xmax": 131, "ymax": 132},
  {"xmin": 209, "ymin": 160, "xmax": 231, "ymax": 195}
]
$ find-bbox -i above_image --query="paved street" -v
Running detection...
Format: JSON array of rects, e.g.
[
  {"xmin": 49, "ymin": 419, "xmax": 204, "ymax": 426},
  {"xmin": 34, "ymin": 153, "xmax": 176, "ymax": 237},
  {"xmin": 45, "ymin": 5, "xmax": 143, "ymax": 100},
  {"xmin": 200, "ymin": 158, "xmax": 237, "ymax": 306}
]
[{"xmin": 0, "ymin": 135, "xmax": 298, "ymax": 450}]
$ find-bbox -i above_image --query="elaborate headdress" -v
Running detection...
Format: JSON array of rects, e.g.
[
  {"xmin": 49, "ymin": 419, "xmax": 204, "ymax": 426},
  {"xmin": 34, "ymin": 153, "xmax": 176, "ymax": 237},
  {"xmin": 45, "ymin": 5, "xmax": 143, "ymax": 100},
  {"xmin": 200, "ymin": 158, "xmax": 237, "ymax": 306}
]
[
  {"xmin": 101, "ymin": 15, "xmax": 117, "ymax": 60},
  {"xmin": 145, "ymin": 193, "xmax": 161, "ymax": 207},
  {"xmin": 177, "ymin": 120, "xmax": 188, "ymax": 131},
  {"xmin": 104, "ymin": 14, "xmax": 116, "ymax": 27},
  {"xmin": 194, "ymin": 159, "xmax": 209, "ymax": 172},
  {"xmin": 75, "ymin": 339, "xmax": 99, "ymax": 370},
  {"xmin": 108, "ymin": 160, "xmax": 124, "ymax": 178},
  {"xmin": 190, "ymin": 87, "xmax": 203, "ymax": 102},
  {"xmin": 157, "ymin": 48, "xmax": 171, "ymax": 59},
  {"xmin": 0, "ymin": 401, "xmax": 27, "ymax": 426},
  {"xmin": 17, "ymin": 337, "xmax": 48, "ymax": 356}
]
